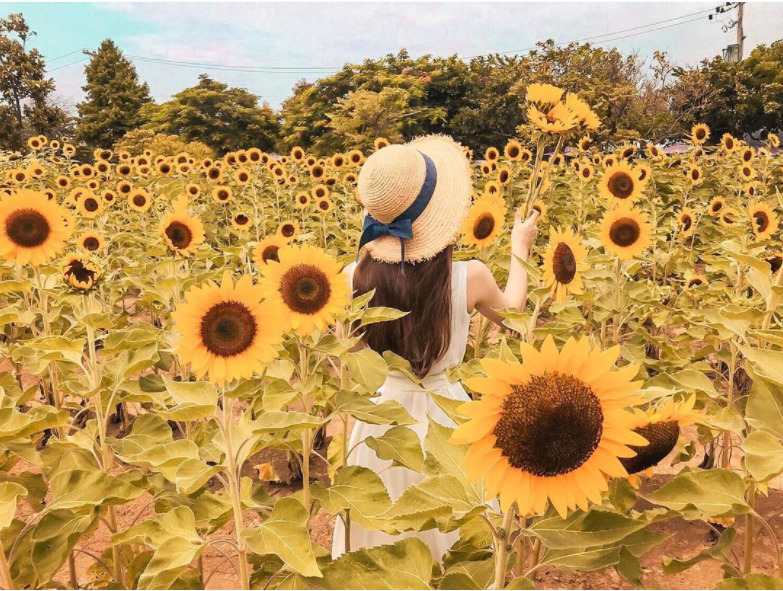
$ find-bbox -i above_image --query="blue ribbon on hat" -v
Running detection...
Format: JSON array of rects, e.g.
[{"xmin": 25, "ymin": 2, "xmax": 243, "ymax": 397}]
[{"xmin": 358, "ymin": 151, "xmax": 437, "ymax": 263}]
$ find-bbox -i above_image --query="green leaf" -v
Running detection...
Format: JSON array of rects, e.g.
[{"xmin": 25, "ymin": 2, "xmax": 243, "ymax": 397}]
[
  {"xmin": 739, "ymin": 345, "xmax": 783, "ymax": 387},
  {"xmin": 746, "ymin": 373, "xmax": 783, "ymax": 438},
  {"xmin": 643, "ymin": 469, "xmax": 749, "ymax": 519},
  {"xmin": 503, "ymin": 577, "xmax": 537, "ymax": 589},
  {"xmin": 335, "ymin": 390, "xmax": 416, "ymax": 426},
  {"xmin": 311, "ymin": 466, "xmax": 391, "ymax": 530},
  {"xmin": 252, "ymin": 410, "xmax": 327, "ymax": 433},
  {"xmin": 662, "ymin": 527, "xmax": 736, "ymax": 574},
  {"xmin": 538, "ymin": 546, "xmax": 621, "ymax": 572},
  {"xmin": 742, "ymin": 431, "xmax": 783, "ymax": 482},
  {"xmin": 345, "ymin": 349, "xmax": 388, "ymax": 392},
  {"xmin": 242, "ymin": 497, "xmax": 322, "ymax": 577},
  {"xmin": 365, "ymin": 426, "xmax": 424, "ymax": 472},
  {"xmin": 525, "ymin": 509, "xmax": 649, "ymax": 550},
  {"xmin": 47, "ymin": 469, "xmax": 143, "ymax": 512},
  {"xmin": 716, "ymin": 574, "xmax": 783, "ymax": 589},
  {"xmin": 359, "ymin": 306, "xmax": 409, "ymax": 327},
  {"xmin": 31, "ymin": 509, "xmax": 98, "ymax": 584},
  {"xmin": 158, "ymin": 377, "xmax": 217, "ymax": 421},
  {"xmin": 0, "ymin": 482, "xmax": 26, "ymax": 530}
]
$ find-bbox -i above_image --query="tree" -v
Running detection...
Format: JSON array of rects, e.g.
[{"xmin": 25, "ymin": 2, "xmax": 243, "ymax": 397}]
[
  {"xmin": 0, "ymin": 13, "xmax": 69, "ymax": 151},
  {"xmin": 142, "ymin": 75, "xmax": 279, "ymax": 154},
  {"xmin": 75, "ymin": 39, "xmax": 151, "ymax": 149},
  {"xmin": 113, "ymin": 128, "xmax": 213, "ymax": 158}
]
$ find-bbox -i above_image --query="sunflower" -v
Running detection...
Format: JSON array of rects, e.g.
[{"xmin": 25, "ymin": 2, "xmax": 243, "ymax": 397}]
[
  {"xmin": 347, "ymin": 150, "xmax": 364, "ymax": 166},
  {"xmin": 316, "ymin": 197, "xmax": 333, "ymax": 214},
  {"xmin": 173, "ymin": 272, "xmax": 286, "ymax": 385},
  {"xmin": 254, "ymin": 235, "xmax": 287, "ymax": 267},
  {"xmin": 460, "ymin": 194, "xmax": 507, "ymax": 250},
  {"xmin": 619, "ymin": 145, "xmax": 636, "ymax": 160},
  {"xmin": 635, "ymin": 162, "xmax": 651, "ymax": 184},
  {"xmin": 78, "ymin": 194, "xmax": 104, "ymax": 218},
  {"xmin": 578, "ymin": 162, "xmax": 594, "ymax": 182},
  {"xmin": 688, "ymin": 165, "xmax": 704, "ymax": 185},
  {"xmin": 128, "ymin": 190, "xmax": 152, "ymax": 212},
  {"xmin": 721, "ymin": 207, "xmax": 740, "ymax": 226},
  {"xmin": 769, "ymin": 133, "xmax": 781, "ymax": 149},
  {"xmin": 542, "ymin": 227, "xmax": 588, "ymax": 302},
  {"xmin": 531, "ymin": 200, "xmax": 547, "ymax": 221},
  {"xmin": 277, "ymin": 220, "xmax": 299, "ymax": 240},
  {"xmin": 527, "ymin": 103, "xmax": 579, "ymax": 134},
  {"xmin": 185, "ymin": 184, "xmax": 201, "ymax": 199},
  {"xmin": 55, "ymin": 175, "xmax": 70, "ymax": 189},
  {"xmin": 231, "ymin": 211, "xmax": 253, "ymax": 231},
  {"xmin": 484, "ymin": 180, "xmax": 502, "ymax": 197},
  {"xmin": 578, "ymin": 137, "xmax": 591, "ymax": 152},
  {"xmin": 78, "ymin": 231, "xmax": 104, "ymax": 253},
  {"xmin": 599, "ymin": 204, "xmax": 652, "ymax": 260},
  {"xmin": 620, "ymin": 396, "xmax": 697, "ymax": 480},
  {"xmin": 373, "ymin": 137, "xmax": 389, "ymax": 151},
  {"xmin": 519, "ymin": 148, "xmax": 533, "ymax": 164},
  {"xmin": 497, "ymin": 166, "xmax": 511, "ymax": 186},
  {"xmin": 766, "ymin": 252, "xmax": 783, "ymax": 275},
  {"xmin": 599, "ymin": 161, "xmax": 642, "ymax": 203},
  {"xmin": 294, "ymin": 191, "xmax": 310, "ymax": 209},
  {"xmin": 0, "ymin": 190, "xmax": 71, "ymax": 265},
  {"xmin": 212, "ymin": 186, "xmax": 232, "ymax": 204},
  {"xmin": 331, "ymin": 153, "xmax": 346, "ymax": 169},
  {"xmin": 685, "ymin": 273, "xmax": 708, "ymax": 289},
  {"xmin": 741, "ymin": 147, "xmax": 755, "ymax": 163},
  {"xmin": 63, "ymin": 255, "xmax": 100, "ymax": 292},
  {"xmin": 450, "ymin": 336, "xmax": 647, "ymax": 517},
  {"xmin": 744, "ymin": 181, "xmax": 764, "ymax": 198},
  {"xmin": 159, "ymin": 207, "xmax": 206, "ymax": 256},
  {"xmin": 311, "ymin": 184, "xmax": 329, "ymax": 200},
  {"xmin": 565, "ymin": 92, "xmax": 600, "ymax": 131},
  {"xmin": 233, "ymin": 168, "xmax": 252, "ymax": 185},
  {"xmin": 646, "ymin": 143, "xmax": 661, "ymax": 159},
  {"xmin": 525, "ymin": 83, "xmax": 564, "ymax": 106},
  {"xmin": 206, "ymin": 166, "xmax": 222, "ymax": 181},
  {"xmin": 749, "ymin": 202, "xmax": 778, "ymax": 240},
  {"xmin": 677, "ymin": 208, "xmax": 697, "ymax": 239},
  {"xmin": 260, "ymin": 244, "xmax": 350, "ymax": 336},
  {"xmin": 290, "ymin": 147, "xmax": 305, "ymax": 162},
  {"xmin": 708, "ymin": 197, "xmax": 725, "ymax": 216},
  {"xmin": 690, "ymin": 123, "xmax": 710, "ymax": 145},
  {"xmin": 721, "ymin": 133, "xmax": 737, "ymax": 153},
  {"xmin": 504, "ymin": 139, "xmax": 523, "ymax": 161}
]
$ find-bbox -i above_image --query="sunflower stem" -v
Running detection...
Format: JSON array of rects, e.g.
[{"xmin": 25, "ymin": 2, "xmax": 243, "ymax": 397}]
[
  {"xmin": 721, "ymin": 342, "xmax": 738, "ymax": 469},
  {"xmin": 492, "ymin": 505, "xmax": 516, "ymax": 590},
  {"xmin": 744, "ymin": 482, "xmax": 756, "ymax": 574},
  {"xmin": 0, "ymin": 542, "xmax": 14, "ymax": 591}
]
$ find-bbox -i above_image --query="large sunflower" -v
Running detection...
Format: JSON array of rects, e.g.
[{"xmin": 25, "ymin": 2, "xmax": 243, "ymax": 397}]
[
  {"xmin": 173, "ymin": 272, "xmax": 286, "ymax": 385},
  {"xmin": 260, "ymin": 244, "xmax": 350, "ymax": 336},
  {"xmin": 599, "ymin": 204, "xmax": 652, "ymax": 260},
  {"xmin": 527, "ymin": 103, "xmax": 579, "ymax": 134},
  {"xmin": 599, "ymin": 161, "xmax": 643, "ymax": 203},
  {"xmin": 749, "ymin": 202, "xmax": 778, "ymax": 240},
  {"xmin": 541, "ymin": 227, "xmax": 589, "ymax": 302},
  {"xmin": 525, "ymin": 83, "xmax": 564, "ymax": 106},
  {"xmin": 460, "ymin": 194, "xmax": 507, "ymax": 250},
  {"xmin": 159, "ymin": 207, "xmax": 206, "ymax": 256},
  {"xmin": 450, "ymin": 336, "xmax": 647, "ymax": 517},
  {"xmin": 0, "ymin": 189, "xmax": 71, "ymax": 265},
  {"xmin": 564, "ymin": 92, "xmax": 600, "ymax": 131}
]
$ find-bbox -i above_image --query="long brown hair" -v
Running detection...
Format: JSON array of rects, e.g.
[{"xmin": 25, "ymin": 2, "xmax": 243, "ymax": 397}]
[{"xmin": 353, "ymin": 246, "xmax": 452, "ymax": 378}]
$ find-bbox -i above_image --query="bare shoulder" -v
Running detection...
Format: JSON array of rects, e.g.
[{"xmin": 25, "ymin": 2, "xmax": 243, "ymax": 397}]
[{"xmin": 466, "ymin": 259, "xmax": 492, "ymax": 283}]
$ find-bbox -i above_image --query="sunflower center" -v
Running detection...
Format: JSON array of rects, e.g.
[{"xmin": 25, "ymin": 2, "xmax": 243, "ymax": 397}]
[
  {"xmin": 281, "ymin": 223, "xmax": 296, "ymax": 237},
  {"xmin": 165, "ymin": 221, "xmax": 193, "ymax": 249},
  {"xmin": 84, "ymin": 198, "xmax": 99, "ymax": 212},
  {"xmin": 5, "ymin": 209, "xmax": 51, "ymax": 248},
  {"xmin": 696, "ymin": 128, "xmax": 706, "ymax": 140},
  {"xmin": 681, "ymin": 216, "xmax": 692, "ymax": 232},
  {"xmin": 493, "ymin": 373, "xmax": 604, "ymax": 477},
  {"xmin": 473, "ymin": 213, "xmax": 495, "ymax": 240},
  {"xmin": 582, "ymin": 168, "xmax": 591, "ymax": 179},
  {"xmin": 768, "ymin": 256, "xmax": 782, "ymax": 275},
  {"xmin": 607, "ymin": 172, "xmax": 634, "ymax": 199},
  {"xmin": 133, "ymin": 194, "xmax": 146, "ymax": 207},
  {"xmin": 711, "ymin": 201, "xmax": 723, "ymax": 213},
  {"xmin": 609, "ymin": 218, "xmax": 641, "ymax": 247},
  {"xmin": 83, "ymin": 237, "xmax": 100, "ymax": 251},
  {"xmin": 725, "ymin": 138, "xmax": 734, "ymax": 149},
  {"xmin": 620, "ymin": 420, "xmax": 680, "ymax": 475},
  {"xmin": 235, "ymin": 214, "xmax": 249, "ymax": 225},
  {"xmin": 262, "ymin": 245, "xmax": 280, "ymax": 263},
  {"xmin": 200, "ymin": 301, "xmax": 258, "ymax": 358},
  {"xmin": 552, "ymin": 242, "xmax": 577, "ymax": 284},
  {"xmin": 280, "ymin": 264, "xmax": 331, "ymax": 315},
  {"xmin": 754, "ymin": 212, "xmax": 769, "ymax": 232}
]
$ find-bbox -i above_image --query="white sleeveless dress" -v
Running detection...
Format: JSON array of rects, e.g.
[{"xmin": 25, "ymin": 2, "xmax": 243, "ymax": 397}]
[{"xmin": 331, "ymin": 261, "xmax": 472, "ymax": 561}]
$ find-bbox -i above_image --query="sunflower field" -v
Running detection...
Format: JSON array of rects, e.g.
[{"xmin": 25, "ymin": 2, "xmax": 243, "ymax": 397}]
[{"xmin": 1, "ymin": 84, "xmax": 783, "ymax": 591}]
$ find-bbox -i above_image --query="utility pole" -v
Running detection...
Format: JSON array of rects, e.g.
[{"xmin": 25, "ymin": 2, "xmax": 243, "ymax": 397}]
[{"xmin": 736, "ymin": 2, "xmax": 745, "ymax": 61}]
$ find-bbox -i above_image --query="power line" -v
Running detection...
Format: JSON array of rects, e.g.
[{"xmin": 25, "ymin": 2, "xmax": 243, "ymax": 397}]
[
  {"xmin": 48, "ymin": 57, "xmax": 88, "ymax": 72},
  {"xmin": 44, "ymin": 48, "xmax": 87, "ymax": 63},
  {"xmin": 126, "ymin": 54, "xmax": 341, "ymax": 73}
]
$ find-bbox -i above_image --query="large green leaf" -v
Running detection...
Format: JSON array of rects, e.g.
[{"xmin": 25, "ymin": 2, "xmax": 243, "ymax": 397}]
[
  {"xmin": 31, "ymin": 508, "xmax": 99, "ymax": 584},
  {"xmin": 538, "ymin": 546, "xmax": 621, "ymax": 572},
  {"xmin": 365, "ymin": 426, "xmax": 424, "ymax": 472},
  {"xmin": 47, "ymin": 469, "xmax": 143, "ymax": 512},
  {"xmin": 358, "ymin": 306, "xmax": 409, "ymax": 327},
  {"xmin": 345, "ymin": 349, "xmax": 388, "ymax": 392},
  {"xmin": 642, "ymin": 469, "xmax": 749, "ymax": 519},
  {"xmin": 242, "ymin": 497, "xmax": 321, "ymax": 577},
  {"xmin": 0, "ymin": 482, "xmax": 26, "ymax": 530},
  {"xmin": 739, "ymin": 345, "xmax": 783, "ymax": 386},
  {"xmin": 525, "ymin": 509, "xmax": 649, "ymax": 550},
  {"xmin": 157, "ymin": 377, "xmax": 218, "ymax": 421},
  {"xmin": 742, "ymin": 431, "xmax": 783, "ymax": 482},
  {"xmin": 335, "ymin": 390, "xmax": 416, "ymax": 426},
  {"xmin": 745, "ymin": 374, "xmax": 783, "ymax": 438},
  {"xmin": 311, "ymin": 466, "xmax": 391, "ymax": 530}
]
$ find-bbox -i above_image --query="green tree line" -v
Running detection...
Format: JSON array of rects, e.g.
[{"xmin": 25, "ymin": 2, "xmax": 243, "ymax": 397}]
[{"xmin": 1, "ymin": 12, "xmax": 781, "ymax": 157}]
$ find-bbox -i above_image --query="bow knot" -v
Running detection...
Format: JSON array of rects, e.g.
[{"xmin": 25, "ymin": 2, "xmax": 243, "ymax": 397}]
[{"xmin": 358, "ymin": 216, "xmax": 413, "ymax": 261}]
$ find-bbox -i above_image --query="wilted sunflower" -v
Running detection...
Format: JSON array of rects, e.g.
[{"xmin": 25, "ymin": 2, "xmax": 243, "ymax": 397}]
[
  {"xmin": 599, "ymin": 204, "xmax": 652, "ymax": 260},
  {"xmin": 690, "ymin": 123, "xmax": 710, "ymax": 145},
  {"xmin": 254, "ymin": 235, "xmax": 287, "ymax": 267},
  {"xmin": 451, "ymin": 336, "xmax": 647, "ymax": 517},
  {"xmin": 231, "ymin": 212, "xmax": 253, "ymax": 231},
  {"xmin": 173, "ymin": 272, "xmax": 286, "ymax": 385},
  {"xmin": 766, "ymin": 252, "xmax": 782, "ymax": 275},
  {"xmin": 128, "ymin": 190, "xmax": 152, "ymax": 212},
  {"xmin": 708, "ymin": 197, "xmax": 726, "ymax": 216},
  {"xmin": 504, "ymin": 139, "xmax": 523, "ymax": 161},
  {"xmin": 63, "ymin": 255, "xmax": 100, "ymax": 291},
  {"xmin": 542, "ymin": 227, "xmax": 588, "ymax": 302},
  {"xmin": 721, "ymin": 133, "xmax": 737, "ymax": 153},
  {"xmin": 685, "ymin": 273, "xmax": 708, "ymax": 289},
  {"xmin": 460, "ymin": 194, "xmax": 507, "ymax": 250},
  {"xmin": 600, "ymin": 161, "xmax": 642, "ymax": 203},
  {"xmin": 260, "ymin": 244, "xmax": 350, "ymax": 336},
  {"xmin": 278, "ymin": 220, "xmax": 299, "ymax": 240},
  {"xmin": 0, "ymin": 190, "xmax": 71, "ymax": 265},
  {"xmin": 620, "ymin": 396, "xmax": 697, "ymax": 483},
  {"xmin": 159, "ymin": 207, "xmax": 206, "ymax": 256},
  {"xmin": 78, "ymin": 194, "xmax": 103, "ymax": 218},
  {"xmin": 78, "ymin": 231, "xmax": 104, "ymax": 253},
  {"xmin": 749, "ymin": 202, "xmax": 778, "ymax": 240},
  {"xmin": 677, "ymin": 208, "xmax": 697, "ymax": 239}
]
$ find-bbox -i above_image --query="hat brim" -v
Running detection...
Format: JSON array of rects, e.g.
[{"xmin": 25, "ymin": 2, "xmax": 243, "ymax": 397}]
[{"xmin": 365, "ymin": 135, "xmax": 472, "ymax": 263}]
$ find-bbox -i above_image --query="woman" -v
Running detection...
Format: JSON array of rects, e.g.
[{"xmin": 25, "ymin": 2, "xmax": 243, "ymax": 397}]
[{"xmin": 332, "ymin": 135, "xmax": 539, "ymax": 560}]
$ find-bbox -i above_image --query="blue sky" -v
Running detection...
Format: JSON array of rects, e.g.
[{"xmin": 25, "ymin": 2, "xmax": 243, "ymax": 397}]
[{"xmin": 6, "ymin": 2, "xmax": 783, "ymax": 113}]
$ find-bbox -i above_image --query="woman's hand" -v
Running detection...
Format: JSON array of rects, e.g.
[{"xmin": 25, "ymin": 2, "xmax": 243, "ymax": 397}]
[{"xmin": 511, "ymin": 208, "xmax": 539, "ymax": 259}]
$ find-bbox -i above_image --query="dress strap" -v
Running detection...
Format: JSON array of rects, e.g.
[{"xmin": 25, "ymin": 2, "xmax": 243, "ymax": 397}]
[{"xmin": 451, "ymin": 261, "xmax": 470, "ymax": 320}]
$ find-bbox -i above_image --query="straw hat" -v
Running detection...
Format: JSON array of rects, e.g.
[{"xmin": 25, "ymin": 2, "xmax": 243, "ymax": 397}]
[{"xmin": 357, "ymin": 135, "xmax": 472, "ymax": 264}]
